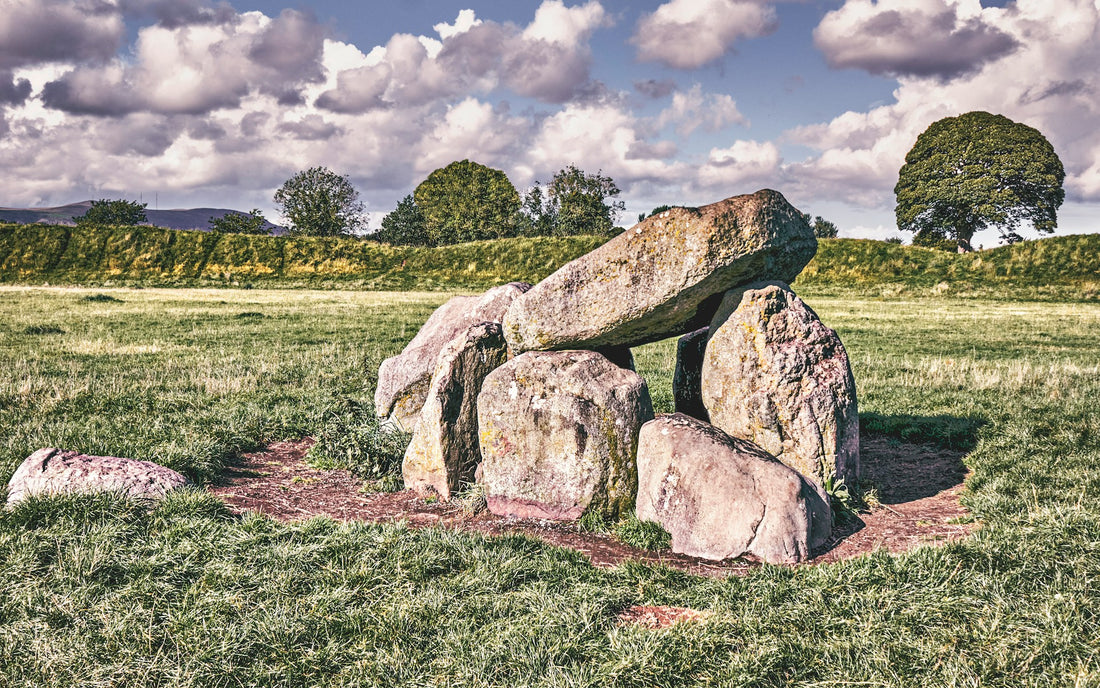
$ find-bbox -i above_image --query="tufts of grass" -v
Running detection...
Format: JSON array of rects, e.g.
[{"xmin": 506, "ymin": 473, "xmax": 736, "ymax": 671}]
[
  {"xmin": 613, "ymin": 517, "xmax": 672, "ymax": 551},
  {"xmin": 80, "ymin": 293, "xmax": 124, "ymax": 303},
  {"xmin": 306, "ymin": 398, "xmax": 411, "ymax": 480},
  {"xmin": 21, "ymin": 324, "xmax": 64, "ymax": 335}
]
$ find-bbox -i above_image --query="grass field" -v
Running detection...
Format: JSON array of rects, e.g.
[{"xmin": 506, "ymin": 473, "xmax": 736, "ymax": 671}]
[{"xmin": 2, "ymin": 285, "xmax": 1099, "ymax": 686}]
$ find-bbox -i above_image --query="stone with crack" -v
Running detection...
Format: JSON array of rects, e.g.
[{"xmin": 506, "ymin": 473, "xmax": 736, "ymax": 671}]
[
  {"xmin": 635, "ymin": 413, "xmax": 831, "ymax": 564},
  {"xmin": 402, "ymin": 322, "xmax": 509, "ymax": 499},
  {"xmin": 375, "ymin": 282, "xmax": 531, "ymax": 431}
]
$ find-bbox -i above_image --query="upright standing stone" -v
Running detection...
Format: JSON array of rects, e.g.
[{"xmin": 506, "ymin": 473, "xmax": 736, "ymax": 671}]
[
  {"xmin": 375, "ymin": 282, "xmax": 530, "ymax": 430},
  {"xmin": 477, "ymin": 350, "xmax": 654, "ymax": 521},
  {"xmin": 702, "ymin": 283, "xmax": 859, "ymax": 488},
  {"xmin": 402, "ymin": 322, "xmax": 509, "ymax": 499},
  {"xmin": 6, "ymin": 448, "xmax": 191, "ymax": 506},
  {"xmin": 503, "ymin": 190, "xmax": 817, "ymax": 352},
  {"xmin": 673, "ymin": 327, "xmax": 709, "ymax": 421},
  {"xmin": 636, "ymin": 414, "xmax": 831, "ymax": 564}
]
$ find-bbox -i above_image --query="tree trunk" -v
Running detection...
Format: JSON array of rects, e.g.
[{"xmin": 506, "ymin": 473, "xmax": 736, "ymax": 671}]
[{"xmin": 955, "ymin": 225, "xmax": 975, "ymax": 253}]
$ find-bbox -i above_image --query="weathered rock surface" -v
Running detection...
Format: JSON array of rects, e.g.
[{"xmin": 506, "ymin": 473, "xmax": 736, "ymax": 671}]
[
  {"xmin": 6, "ymin": 448, "xmax": 191, "ymax": 506},
  {"xmin": 596, "ymin": 345, "xmax": 636, "ymax": 371},
  {"xmin": 635, "ymin": 414, "xmax": 831, "ymax": 564},
  {"xmin": 503, "ymin": 190, "xmax": 816, "ymax": 352},
  {"xmin": 375, "ymin": 282, "xmax": 531, "ymax": 430},
  {"xmin": 702, "ymin": 282, "xmax": 859, "ymax": 488},
  {"xmin": 477, "ymin": 350, "xmax": 654, "ymax": 521},
  {"xmin": 402, "ymin": 322, "xmax": 508, "ymax": 499},
  {"xmin": 673, "ymin": 327, "xmax": 709, "ymax": 421}
]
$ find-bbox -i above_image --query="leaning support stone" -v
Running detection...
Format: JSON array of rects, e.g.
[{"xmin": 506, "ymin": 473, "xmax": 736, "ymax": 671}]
[
  {"xmin": 673, "ymin": 327, "xmax": 709, "ymax": 421},
  {"xmin": 702, "ymin": 282, "xmax": 859, "ymax": 489},
  {"xmin": 402, "ymin": 322, "xmax": 509, "ymax": 499},
  {"xmin": 375, "ymin": 282, "xmax": 530, "ymax": 430},
  {"xmin": 636, "ymin": 414, "xmax": 831, "ymax": 564}
]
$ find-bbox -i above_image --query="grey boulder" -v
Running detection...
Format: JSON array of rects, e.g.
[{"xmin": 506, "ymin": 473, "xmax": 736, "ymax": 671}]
[
  {"xmin": 375, "ymin": 282, "xmax": 530, "ymax": 430},
  {"xmin": 477, "ymin": 350, "xmax": 653, "ymax": 521},
  {"xmin": 635, "ymin": 414, "xmax": 831, "ymax": 564},
  {"xmin": 6, "ymin": 448, "xmax": 191, "ymax": 506},
  {"xmin": 402, "ymin": 322, "xmax": 508, "ymax": 499},
  {"xmin": 702, "ymin": 282, "xmax": 859, "ymax": 489},
  {"xmin": 503, "ymin": 189, "xmax": 816, "ymax": 352}
]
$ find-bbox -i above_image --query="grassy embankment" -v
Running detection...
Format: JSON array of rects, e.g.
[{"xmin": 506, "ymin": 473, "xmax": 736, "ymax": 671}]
[
  {"xmin": 1, "ymin": 286, "xmax": 1098, "ymax": 685},
  {"xmin": 1, "ymin": 222, "xmax": 1098, "ymax": 298}
]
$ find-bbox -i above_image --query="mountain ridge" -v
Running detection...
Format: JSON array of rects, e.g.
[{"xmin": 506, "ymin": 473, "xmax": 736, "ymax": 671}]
[{"xmin": 0, "ymin": 201, "xmax": 286, "ymax": 233}]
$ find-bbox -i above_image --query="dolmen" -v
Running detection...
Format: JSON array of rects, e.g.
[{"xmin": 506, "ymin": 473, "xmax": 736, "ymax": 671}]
[{"xmin": 379, "ymin": 189, "xmax": 859, "ymax": 564}]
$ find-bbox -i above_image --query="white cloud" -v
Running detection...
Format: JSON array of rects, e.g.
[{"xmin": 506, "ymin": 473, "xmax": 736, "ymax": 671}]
[
  {"xmin": 656, "ymin": 84, "xmax": 747, "ymax": 136},
  {"xmin": 814, "ymin": 0, "xmax": 1018, "ymax": 79},
  {"xmin": 631, "ymin": 0, "xmax": 777, "ymax": 69},
  {"xmin": 0, "ymin": 0, "xmax": 124, "ymax": 69},
  {"xmin": 698, "ymin": 140, "xmax": 781, "ymax": 190}
]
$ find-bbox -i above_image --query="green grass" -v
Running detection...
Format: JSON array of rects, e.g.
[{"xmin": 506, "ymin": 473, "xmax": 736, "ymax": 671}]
[{"xmin": 2, "ymin": 286, "xmax": 1100, "ymax": 686}]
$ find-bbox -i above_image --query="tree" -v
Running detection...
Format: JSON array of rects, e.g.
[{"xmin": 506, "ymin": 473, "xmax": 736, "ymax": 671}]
[
  {"xmin": 799, "ymin": 212, "xmax": 839, "ymax": 239},
  {"xmin": 519, "ymin": 183, "xmax": 555, "ymax": 238},
  {"xmin": 274, "ymin": 166, "xmax": 365, "ymax": 237},
  {"xmin": 374, "ymin": 195, "xmax": 429, "ymax": 245},
  {"xmin": 208, "ymin": 209, "xmax": 271, "ymax": 235},
  {"xmin": 894, "ymin": 111, "xmax": 1065, "ymax": 253},
  {"xmin": 74, "ymin": 199, "xmax": 147, "ymax": 227},
  {"xmin": 639, "ymin": 204, "xmax": 675, "ymax": 223},
  {"xmin": 414, "ymin": 160, "xmax": 520, "ymax": 245},
  {"xmin": 547, "ymin": 165, "xmax": 625, "ymax": 236}
]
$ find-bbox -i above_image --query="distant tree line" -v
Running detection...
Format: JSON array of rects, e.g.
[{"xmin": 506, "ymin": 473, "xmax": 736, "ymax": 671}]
[{"xmin": 374, "ymin": 161, "xmax": 625, "ymax": 246}]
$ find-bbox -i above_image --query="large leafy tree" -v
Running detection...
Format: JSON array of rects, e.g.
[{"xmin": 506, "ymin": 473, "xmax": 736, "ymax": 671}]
[
  {"xmin": 274, "ymin": 166, "xmax": 365, "ymax": 237},
  {"xmin": 374, "ymin": 195, "xmax": 429, "ymax": 245},
  {"xmin": 894, "ymin": 111, "xmax": 1065, "ymax": 252},
  {"xmin": 74, "ymin": 199, "xmax": 147, "ymax": 227},
  {"xmin": 413, "ymin": 160, "xmax": 520, "ymax": 244},
  {"xmin": 547, "ymin": 165, "xmax": 624, "ymax": 236}
]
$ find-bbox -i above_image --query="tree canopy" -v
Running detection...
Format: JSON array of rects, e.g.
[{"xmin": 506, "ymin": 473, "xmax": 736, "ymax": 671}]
[
  {"xmin": 208, "ymin": 209, "xmax": 271, "ymax": 235},
  {"xmin": 413, "ymin": 160, "xmax": 520, "ymax": 244},
  {"xmin": 894, "ymin": 111, "xmax": 1065, "ymax": 252},
  {"xmin": 545, "ymin": 165, "xmax": 625, "ymax": 236},
  {"xmin": 274, "ymin": 167, "xmax": 365, "ymax": 237},
  {"xmin": 374, "ymin": 195, "xmax": 429, "ymax": 246},
  {"xmin": 74, "ymin": 199, "xmax": 147, "ymax": 227},
  {"xmin": 799, "ymin": 212, "xmax": 838, "ymax": 239}
]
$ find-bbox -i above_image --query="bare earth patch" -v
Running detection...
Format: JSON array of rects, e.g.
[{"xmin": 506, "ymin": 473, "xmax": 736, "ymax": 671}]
[{"xmin": 209, "ymin": 435, "xmax": 973, "ymax": 577}]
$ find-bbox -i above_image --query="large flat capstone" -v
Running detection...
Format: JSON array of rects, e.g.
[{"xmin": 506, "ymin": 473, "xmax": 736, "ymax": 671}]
[
  {"xmin": 6, "ymin": 448, "xmax": 191, "ymax": 506},
  {"xmin": 635, "ymin": 414, "xmax": 831, "ymax": 564},
  {"xmin": 477, "ymin": 350, "xmax": 654, "ymax": 522},
  {"xmin": 503, "ymin": 190, "xmax": 816, "ymax": 352},
  {"xmin": 375, "ymin": 282, "xmax": 530, "ymax": 430}
]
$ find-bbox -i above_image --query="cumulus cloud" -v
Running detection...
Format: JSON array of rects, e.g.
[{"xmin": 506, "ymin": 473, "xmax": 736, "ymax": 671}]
[
  {"xmin": 316, "ymin": 1, "xmax": 611, "ymax": 112},
  {"xmin": 117, "ymin": 0, "xmax": 237, "ymax": 28},
  {"xmin": 631, "ymin": 0, "xmax": 777, "ymax": 69},
  {"xmin": 634, "ymin": 79, "xmax": 677, "ymax": 99},
  {"xmin": 656, "ymin": 85, "xmax": 746, "ymax": 136},
  {"xmin": 814, "ymin": 0, "xmax": 1019, "ymax": 79},
  {"xmin": 0, "ymin": 0, "xmax": 124, "ymax": 69},
  {"xmin": 0, "ymin": 71, "xmax": 32, "ymax": 105},
  {"xmin": 41, "ymin": 9, "xmax": 327, "ymax": 116},
  {"xmin": 698, "ymin": 140, "xmax": 781, "ymax": 190}
]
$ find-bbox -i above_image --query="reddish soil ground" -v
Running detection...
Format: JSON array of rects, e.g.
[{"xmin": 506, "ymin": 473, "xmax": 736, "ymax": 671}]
[{"xmin": 208, "ymin": 434, "xmax": 973, "ymax": 578}]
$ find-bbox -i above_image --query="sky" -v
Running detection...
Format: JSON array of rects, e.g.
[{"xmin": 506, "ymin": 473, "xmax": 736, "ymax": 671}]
[{"xmin": 0, "ymin": 0, "xmax": 1098, "ymax": 242}]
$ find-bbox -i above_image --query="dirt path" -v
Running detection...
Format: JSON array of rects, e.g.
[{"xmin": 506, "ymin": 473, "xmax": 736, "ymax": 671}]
[{"xmin": 209, "ymin": 435, "xmax": 973, "ymax": 577}]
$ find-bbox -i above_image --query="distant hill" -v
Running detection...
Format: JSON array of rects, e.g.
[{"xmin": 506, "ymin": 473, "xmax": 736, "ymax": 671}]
[{"xmin": 0, "ymin": 201, "xmax": 286, "ymax": 234}]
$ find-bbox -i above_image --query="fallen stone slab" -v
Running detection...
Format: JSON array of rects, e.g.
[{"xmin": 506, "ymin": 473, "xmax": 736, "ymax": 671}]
[
  {"xmin": 402, "ymin": 322, "xmax": 509, "ymax": 499},
  {"xmin": 635, "ymin": 414, "xmax": 831, "ymax": 564},
  {"xmin": 702, "ymin": 282, "xmax": 859, "ymax": 489},
  {"xmin": 6, "ymin": 448, "xmax": 191, "ymax": 506},
  {"xmin": 375, "ymin": 282, "xmax": 530, "ymax": 430},
  {"xmin": 503, "ymin": 190, "xmax": 816, "ymax": 352},
  {"xmin": 477, "ymin": 350, "xmax": 654, "ymax": 521}
]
